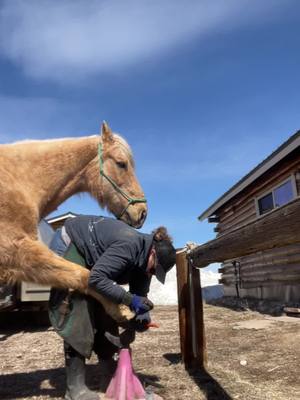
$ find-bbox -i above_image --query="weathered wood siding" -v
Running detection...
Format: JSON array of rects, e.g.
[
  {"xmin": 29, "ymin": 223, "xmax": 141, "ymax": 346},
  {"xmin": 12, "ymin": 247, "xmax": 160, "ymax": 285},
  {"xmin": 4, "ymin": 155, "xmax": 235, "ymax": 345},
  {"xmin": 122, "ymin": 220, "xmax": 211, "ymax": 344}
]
[
  {"xmin": 215, "ymin": 149, "xmax": 300, "ymax": 302},
  {"xmin": 215, "ymin": 149, "xmax": 300, "ymax": 235},
  {"xmin": 220, "ymin": 243, "xmax": 300, "ymax": 285}
]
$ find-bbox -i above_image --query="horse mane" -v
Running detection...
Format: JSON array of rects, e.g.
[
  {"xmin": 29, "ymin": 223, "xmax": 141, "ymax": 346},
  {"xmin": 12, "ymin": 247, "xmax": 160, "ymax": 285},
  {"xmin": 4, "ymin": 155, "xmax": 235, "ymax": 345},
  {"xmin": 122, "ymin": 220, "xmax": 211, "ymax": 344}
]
[
  {"xmin": 5, "ymin": 135, "xmax": 97, "ymax": 146},
  {"xmin": 113, "ymin": 134, "xmax": 133, "ymax": 156},
  {"xmin": 7, "ymin": 134, "xmax": 134, "ymax": 166}
]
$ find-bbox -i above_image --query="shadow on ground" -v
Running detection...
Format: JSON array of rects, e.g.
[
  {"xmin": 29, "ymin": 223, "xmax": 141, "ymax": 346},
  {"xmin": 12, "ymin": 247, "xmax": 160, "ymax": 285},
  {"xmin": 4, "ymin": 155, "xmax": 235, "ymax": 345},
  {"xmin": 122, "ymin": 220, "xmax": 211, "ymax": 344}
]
[
  {"xmin": 0, "ymin": 364, "xmax": 166, "ymax": 399},
  {"xmin": 0, "ymin": 311, "xmax": 50, "ymax": 341},
  {"xmin": 206, "ymin": 296, "xmax": 293, "ymax": 316},
  {"xmin": 164, "ymin": 353, "xmax": 232, "ymax": 400},
  {"xmin": 0, "ymin": 310, "xmax": 50, "ymax": 329},
  {"xmin": 0, "ymin": 364, "xmax": 110, "ymax": 399}
]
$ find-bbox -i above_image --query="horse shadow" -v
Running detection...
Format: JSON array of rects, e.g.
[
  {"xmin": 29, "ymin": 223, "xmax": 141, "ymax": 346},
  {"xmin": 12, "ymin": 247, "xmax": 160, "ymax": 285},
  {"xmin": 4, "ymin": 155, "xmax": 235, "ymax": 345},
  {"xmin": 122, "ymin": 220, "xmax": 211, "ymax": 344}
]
[{"xmin": 163, "ymin": 353, "xmax": 232, "ymax": 400}]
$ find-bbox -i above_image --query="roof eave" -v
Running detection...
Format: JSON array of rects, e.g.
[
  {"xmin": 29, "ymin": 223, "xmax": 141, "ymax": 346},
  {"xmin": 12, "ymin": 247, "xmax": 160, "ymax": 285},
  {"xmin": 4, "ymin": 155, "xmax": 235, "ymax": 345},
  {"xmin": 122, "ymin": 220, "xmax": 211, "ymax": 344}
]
[{"xmin": 198, "ymin": 131, "xmax": 300, "ymax": 221}]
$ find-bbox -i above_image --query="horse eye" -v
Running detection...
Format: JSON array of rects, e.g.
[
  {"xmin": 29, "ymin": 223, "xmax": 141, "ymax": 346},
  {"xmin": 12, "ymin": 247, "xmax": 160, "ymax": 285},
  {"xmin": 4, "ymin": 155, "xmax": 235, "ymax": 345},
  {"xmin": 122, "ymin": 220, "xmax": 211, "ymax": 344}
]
[{"xmin": 116, "ymin": 161, "xmax": 127, "ymax": 169}]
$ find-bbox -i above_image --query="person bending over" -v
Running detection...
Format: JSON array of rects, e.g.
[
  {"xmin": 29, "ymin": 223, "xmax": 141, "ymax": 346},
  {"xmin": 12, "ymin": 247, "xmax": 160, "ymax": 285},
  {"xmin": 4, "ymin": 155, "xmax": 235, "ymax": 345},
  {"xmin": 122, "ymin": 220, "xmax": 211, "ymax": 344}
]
[{"xmin": 49, "ymin": 215, "xmax": 176, "ymax": 400}]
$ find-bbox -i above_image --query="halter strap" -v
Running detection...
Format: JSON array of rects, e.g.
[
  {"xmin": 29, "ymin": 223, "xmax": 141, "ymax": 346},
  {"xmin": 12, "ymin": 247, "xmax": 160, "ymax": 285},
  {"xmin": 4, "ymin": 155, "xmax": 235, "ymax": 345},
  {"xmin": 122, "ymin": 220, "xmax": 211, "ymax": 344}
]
[{"xmin": 98, "ymin": 142, "xmax": 147, "ymax": 218}]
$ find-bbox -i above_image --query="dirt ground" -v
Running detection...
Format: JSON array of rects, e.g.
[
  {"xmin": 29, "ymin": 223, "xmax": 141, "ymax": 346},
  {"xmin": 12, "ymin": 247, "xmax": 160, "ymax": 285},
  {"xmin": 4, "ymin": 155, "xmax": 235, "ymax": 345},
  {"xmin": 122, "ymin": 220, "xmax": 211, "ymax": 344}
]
[{"xmin": 0, "ymin": 302, "xmax": 299, "ymax": 400}]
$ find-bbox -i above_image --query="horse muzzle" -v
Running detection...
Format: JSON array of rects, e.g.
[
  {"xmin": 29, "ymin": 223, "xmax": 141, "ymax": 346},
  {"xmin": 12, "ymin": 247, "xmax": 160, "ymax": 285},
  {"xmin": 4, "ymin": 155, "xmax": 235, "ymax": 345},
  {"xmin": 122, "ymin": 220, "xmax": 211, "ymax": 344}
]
[{"xmin": 120, "ymin": 203, "xmax": 147, "ymax": 229}]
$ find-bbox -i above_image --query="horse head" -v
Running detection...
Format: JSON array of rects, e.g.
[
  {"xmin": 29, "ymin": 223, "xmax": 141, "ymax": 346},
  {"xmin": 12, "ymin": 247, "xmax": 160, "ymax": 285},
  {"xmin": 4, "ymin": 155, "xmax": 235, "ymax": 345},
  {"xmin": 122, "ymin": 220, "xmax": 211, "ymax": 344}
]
[{"xmin": 84, "ymin": 122, "xmax": 147, "ymax": 228}]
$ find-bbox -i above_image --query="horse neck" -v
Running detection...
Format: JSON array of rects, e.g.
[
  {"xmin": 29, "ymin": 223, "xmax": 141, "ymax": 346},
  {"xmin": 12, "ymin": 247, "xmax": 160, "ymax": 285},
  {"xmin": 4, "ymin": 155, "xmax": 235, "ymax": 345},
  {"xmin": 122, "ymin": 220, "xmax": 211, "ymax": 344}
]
[{"xmin": 16, "ymin": 136, "xmax": 100, "ymax": 216}]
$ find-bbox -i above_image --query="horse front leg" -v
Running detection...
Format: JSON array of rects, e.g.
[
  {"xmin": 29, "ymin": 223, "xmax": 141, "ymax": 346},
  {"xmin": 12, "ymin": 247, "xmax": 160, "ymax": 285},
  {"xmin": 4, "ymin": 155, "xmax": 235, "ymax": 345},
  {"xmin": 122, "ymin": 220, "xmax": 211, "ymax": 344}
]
[
  {"xmin": 86, "ymin": 287, "xmax": 134, "ymax": 323},
  {"xmin": 8, "ymin": 238, "xmax": 134, "ymax": 323}
]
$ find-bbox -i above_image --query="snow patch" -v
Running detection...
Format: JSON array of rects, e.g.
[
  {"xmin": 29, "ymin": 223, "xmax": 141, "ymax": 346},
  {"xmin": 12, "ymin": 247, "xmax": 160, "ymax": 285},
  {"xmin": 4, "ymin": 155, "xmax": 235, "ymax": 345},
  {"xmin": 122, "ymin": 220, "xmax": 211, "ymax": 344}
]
[{"xmin": 149, "ymin": 267, "xmax": 223, "ymax": 305}]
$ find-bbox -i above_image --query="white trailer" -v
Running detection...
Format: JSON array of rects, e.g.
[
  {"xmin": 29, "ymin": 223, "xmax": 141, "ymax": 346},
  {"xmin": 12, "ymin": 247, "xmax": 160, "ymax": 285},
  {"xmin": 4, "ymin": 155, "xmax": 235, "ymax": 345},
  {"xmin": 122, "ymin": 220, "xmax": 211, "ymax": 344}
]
[{"xmin": 0, "ymin": 219, "xmax": 54, "ymax": 311}]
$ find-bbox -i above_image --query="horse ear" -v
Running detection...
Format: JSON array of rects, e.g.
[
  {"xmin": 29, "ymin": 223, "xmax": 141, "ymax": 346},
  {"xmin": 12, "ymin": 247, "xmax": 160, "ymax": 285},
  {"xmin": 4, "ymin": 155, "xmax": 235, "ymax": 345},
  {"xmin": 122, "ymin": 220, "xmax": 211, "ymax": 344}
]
[{"xmin": 101, "ymin": 121, "xmax": 114, "ymax": 143}]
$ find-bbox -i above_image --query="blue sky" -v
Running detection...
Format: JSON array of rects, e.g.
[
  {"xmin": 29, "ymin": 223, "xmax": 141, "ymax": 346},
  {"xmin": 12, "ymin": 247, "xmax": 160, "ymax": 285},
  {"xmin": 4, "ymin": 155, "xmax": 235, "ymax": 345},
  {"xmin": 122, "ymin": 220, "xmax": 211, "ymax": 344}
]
[{"xmin": 0, "ymin": 0, "xmax": 300, "ymax": 269}]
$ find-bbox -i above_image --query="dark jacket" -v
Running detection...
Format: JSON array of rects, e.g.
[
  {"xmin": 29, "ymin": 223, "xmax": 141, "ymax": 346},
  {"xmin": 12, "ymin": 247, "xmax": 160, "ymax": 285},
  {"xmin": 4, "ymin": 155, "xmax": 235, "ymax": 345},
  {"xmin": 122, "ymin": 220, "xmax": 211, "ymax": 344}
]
[{"xmin": 65, "ymin": 215, "xmax": 154, "ymax": 304}]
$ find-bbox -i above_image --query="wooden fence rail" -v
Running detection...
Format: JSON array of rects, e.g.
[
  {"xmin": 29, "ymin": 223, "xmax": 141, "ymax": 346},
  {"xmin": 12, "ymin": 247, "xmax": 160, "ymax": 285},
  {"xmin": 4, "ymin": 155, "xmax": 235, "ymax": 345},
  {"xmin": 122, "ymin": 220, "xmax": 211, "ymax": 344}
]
[{"xmin": 189, "ymin": 198, "xmax": 300, "ymax": 268}]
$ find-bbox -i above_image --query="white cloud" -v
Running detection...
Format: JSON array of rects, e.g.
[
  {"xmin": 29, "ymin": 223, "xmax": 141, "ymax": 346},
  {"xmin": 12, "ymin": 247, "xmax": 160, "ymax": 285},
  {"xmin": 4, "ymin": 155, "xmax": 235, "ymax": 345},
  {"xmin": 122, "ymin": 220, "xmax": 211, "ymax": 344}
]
[{"xmin": 0, "ymin": 0, "xmax": 287, "ymax": 83}]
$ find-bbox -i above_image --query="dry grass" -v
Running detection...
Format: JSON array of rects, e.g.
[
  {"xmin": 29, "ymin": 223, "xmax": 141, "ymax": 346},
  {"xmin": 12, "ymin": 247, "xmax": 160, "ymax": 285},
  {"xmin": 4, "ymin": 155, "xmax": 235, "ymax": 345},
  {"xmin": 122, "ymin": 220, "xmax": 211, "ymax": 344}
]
[{"xmin": 0, "ymin": 304, "xmax": 299, "ymax": 399}]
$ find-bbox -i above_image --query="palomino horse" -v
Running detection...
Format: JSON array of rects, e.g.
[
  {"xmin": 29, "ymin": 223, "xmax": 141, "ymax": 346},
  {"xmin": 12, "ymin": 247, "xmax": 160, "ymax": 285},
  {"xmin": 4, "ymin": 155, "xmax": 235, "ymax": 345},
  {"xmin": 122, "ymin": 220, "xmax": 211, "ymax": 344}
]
[{"xmin": 0, "ymin": 122, "xmax": 147, "ymax": 322}]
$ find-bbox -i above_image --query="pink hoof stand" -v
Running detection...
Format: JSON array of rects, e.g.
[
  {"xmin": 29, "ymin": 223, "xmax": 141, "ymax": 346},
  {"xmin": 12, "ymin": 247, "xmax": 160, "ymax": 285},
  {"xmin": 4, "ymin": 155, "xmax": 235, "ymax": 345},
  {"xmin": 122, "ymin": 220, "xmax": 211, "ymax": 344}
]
[{"xmin": 105, "ymin": 349, "xmax": 146, "ymax": 400}]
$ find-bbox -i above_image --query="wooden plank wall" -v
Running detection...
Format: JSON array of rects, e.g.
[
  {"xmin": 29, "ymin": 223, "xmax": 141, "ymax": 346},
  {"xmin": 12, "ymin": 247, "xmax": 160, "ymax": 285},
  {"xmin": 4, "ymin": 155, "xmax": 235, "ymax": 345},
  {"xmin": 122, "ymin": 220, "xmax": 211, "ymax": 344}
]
[
  {"xmin": 220, "ymin": 243, "xmax": 300, "ymax": 289},
  {"xmin": 214, "ymin": 149, "xmax": 300, "ymax": 300},
  {"xmin": 215, "ymin": 150, "xmax": 300, "ymax": 235}
]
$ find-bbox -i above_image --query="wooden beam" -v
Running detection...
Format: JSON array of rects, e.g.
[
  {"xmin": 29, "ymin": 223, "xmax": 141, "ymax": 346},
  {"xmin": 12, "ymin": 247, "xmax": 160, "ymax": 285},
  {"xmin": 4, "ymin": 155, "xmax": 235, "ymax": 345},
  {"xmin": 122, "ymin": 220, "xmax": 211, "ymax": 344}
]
[
  {"xmin": 176, "ymin": 249, "xmax": 206, "ymax": 370},
  {"xmin": 190, "ymin": 198, "xmax": 300, "ymax": 268}
]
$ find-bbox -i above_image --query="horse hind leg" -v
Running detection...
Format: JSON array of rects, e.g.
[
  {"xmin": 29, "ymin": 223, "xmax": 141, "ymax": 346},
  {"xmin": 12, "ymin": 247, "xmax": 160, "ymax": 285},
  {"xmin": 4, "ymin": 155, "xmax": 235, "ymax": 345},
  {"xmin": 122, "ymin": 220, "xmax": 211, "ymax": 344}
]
[
  {"xmin": 12, "ymin": 237, "xmax": 89, "ymax": 290},
  {"xmin": 10, "ymin": 238, "xmax": 134, "ymax": 323},
  {"xmin": 0, "ymin": 268, "xmax": 18, "ymax": 285}
]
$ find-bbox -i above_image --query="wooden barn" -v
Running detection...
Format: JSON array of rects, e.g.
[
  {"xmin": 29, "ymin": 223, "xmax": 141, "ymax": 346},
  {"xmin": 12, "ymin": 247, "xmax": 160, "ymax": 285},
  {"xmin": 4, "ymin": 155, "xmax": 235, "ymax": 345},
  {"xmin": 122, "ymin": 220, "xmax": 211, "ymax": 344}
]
[{"xmin": 194, "ymin": 130, "xmax": 300, "ymax": 303}]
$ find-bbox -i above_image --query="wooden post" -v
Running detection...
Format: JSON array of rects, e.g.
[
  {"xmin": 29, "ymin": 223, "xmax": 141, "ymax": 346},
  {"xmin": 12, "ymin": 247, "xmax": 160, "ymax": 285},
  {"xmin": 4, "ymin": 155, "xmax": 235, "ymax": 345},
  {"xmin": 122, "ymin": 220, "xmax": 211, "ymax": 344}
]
[{"xmin": 176, "ymin": 249, "xmax": 206, "ymax": 370}]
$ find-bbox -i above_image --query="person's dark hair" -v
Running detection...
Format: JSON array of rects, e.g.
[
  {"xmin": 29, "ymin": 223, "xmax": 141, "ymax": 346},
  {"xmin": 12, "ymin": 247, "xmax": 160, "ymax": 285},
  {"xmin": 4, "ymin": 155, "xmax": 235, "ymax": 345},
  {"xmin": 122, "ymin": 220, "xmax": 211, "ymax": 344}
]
[{"xmin": 152, "ymin": 227, "xmax": 176, "ymax": 278}]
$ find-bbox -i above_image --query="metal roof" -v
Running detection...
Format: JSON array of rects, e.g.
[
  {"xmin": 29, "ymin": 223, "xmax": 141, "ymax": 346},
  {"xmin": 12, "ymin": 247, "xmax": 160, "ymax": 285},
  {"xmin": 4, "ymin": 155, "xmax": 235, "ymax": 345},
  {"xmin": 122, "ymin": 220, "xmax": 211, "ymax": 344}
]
[
  {"xmin": 198, "ymin": 130, "xmax": 300, "ymax": 221},
  {"xmin": 46, "ymin": 212, "xmax": 77, "ymax": 224}
]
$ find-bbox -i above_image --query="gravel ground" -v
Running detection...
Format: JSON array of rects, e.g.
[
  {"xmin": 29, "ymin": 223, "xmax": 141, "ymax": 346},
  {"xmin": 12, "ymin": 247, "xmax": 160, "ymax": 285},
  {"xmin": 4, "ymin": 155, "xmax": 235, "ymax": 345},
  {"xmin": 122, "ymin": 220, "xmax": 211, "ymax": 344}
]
[{"xmin": 0, "ymin": 303, "xmax": 299, "ymax": 400}]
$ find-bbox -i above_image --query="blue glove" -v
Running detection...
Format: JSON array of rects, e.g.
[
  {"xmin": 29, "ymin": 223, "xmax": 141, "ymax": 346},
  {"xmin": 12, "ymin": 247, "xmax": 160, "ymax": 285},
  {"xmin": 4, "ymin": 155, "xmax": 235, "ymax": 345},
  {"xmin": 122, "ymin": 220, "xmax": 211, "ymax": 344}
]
[
  {"xmin": 130, "ymin": 312, "xmax": 151, "ymax": 332},
  {"xmin": 130, "ymin": 295, "xmax": 154, "ymax": 315}
]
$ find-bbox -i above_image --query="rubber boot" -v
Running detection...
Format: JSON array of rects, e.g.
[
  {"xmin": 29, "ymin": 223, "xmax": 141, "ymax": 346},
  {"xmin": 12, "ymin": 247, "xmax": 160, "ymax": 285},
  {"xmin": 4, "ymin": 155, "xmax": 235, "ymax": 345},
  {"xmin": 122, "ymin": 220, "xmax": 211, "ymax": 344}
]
[{"xmin": 64, "ymin": 344, "xmax": 99, "ymax": 400}]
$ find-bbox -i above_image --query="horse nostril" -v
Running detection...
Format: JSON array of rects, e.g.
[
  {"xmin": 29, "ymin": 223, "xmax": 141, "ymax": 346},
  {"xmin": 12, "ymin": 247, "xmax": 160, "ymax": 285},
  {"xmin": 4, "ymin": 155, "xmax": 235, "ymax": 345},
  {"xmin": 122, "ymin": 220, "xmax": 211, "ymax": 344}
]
[{"xmin": 140, "ymin": 210, "xmax": 147, "ymax": 224}]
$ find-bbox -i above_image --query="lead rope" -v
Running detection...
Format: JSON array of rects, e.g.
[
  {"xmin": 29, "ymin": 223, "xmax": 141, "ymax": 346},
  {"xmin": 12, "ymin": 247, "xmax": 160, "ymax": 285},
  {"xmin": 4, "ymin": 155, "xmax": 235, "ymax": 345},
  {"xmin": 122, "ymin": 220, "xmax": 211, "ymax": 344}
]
[{"xmin": 98, "ymin": 142, "xmax": 147, "ymax": 218}]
